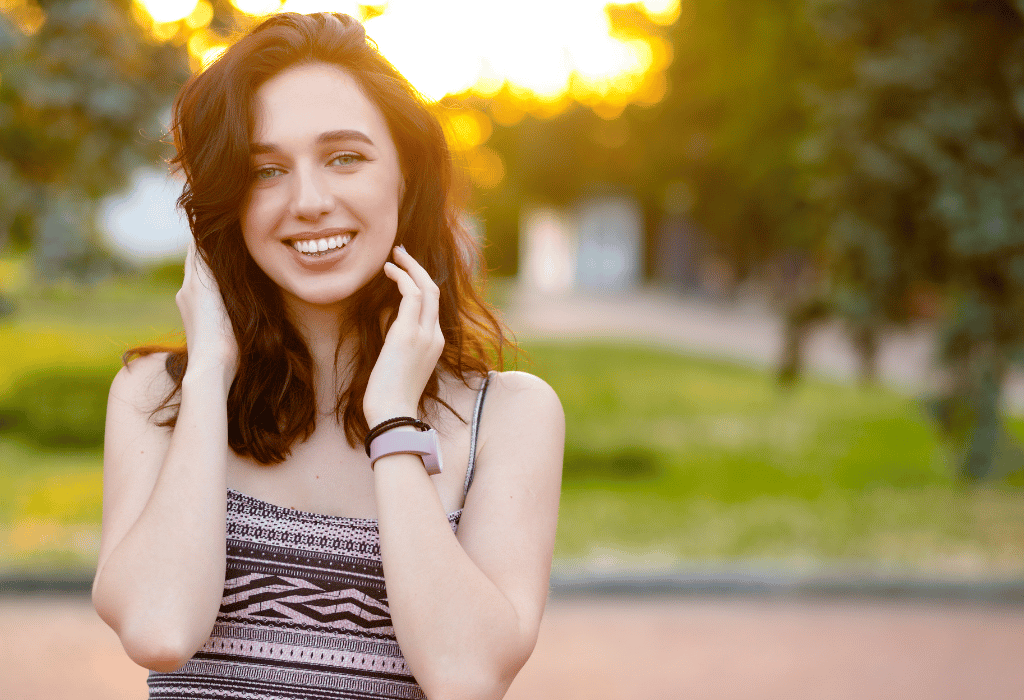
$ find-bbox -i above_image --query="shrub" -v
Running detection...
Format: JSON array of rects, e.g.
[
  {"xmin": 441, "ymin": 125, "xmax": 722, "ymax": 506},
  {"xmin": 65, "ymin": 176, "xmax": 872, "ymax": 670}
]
[{"xmin": 0, "ymin": 366, "xmax": 113, "ymax": 448}]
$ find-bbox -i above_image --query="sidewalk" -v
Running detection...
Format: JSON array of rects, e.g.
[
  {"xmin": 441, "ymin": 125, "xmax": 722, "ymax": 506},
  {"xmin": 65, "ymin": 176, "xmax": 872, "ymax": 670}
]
[
  {"xmin": 505, "ymin": 286, "xmax": 1024, "ymax": 411},
  {"xmin": 2, "ymin": 595, "xmax": 1021, "ymax": 700}
]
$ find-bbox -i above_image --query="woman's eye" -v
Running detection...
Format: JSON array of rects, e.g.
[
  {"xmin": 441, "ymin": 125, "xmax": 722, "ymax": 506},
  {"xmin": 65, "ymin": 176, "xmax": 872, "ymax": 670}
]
[
  {"xmin": 254, "ymin": 166, "xmax": 282, "ymax": 180},
  {"xmin": 329, "ymin": 153, "xmax": 362, "ymax": 166}
]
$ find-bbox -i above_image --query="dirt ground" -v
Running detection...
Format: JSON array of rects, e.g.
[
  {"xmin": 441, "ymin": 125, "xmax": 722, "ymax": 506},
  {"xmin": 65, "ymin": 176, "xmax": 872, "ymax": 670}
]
[{"xmin": 1, "ymin": 594, "xmax": 1021, "ymax": 700}]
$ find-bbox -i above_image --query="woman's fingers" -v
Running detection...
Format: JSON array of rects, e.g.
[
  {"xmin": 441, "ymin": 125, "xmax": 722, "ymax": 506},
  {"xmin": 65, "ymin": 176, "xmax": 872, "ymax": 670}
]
[
  {"xmin": 383, "ymin": 260, "xmax": 424, "ymax": 335},
  {"xmin": 176, "ymin": 241, "xmax": 239, "ymax": 376},
  {"xmin": 364, "ymin": 248, "xmax": 444, "ymax": 424},
  {"xmin": 392, "ymin": 246, "xmax": 440, "ymax": 329},
  {"xmin": 182, "ymin": 240, "xmax": 195, "ymax": 285}
]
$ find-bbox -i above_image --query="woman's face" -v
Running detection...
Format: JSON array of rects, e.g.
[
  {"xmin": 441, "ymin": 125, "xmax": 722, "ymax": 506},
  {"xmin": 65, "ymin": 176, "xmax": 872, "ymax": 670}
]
[{"xmin": 242, "ymin": 62, "xmax": 404, "ymax": 313}]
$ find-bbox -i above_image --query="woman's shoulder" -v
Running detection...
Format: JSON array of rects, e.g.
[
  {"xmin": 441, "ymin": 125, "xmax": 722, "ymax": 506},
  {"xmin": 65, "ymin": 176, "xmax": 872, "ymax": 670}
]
[
  {"xmin": 110, "ymin": 351, "xmax": 178, "ymax": 414},
  {"xmin": 482, "ymin": 370, "xmax": 563, "ymax": 428}
]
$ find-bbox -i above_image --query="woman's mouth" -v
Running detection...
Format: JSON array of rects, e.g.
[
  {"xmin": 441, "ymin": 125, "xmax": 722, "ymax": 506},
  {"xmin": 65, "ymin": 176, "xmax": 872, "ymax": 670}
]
[{"xmin": 288, "ymin": 232, "xmax": 353, "ymax": 257}]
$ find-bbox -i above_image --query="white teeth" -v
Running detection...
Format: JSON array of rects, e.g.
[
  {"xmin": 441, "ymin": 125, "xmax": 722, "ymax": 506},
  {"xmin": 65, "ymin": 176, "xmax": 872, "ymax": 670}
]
[{"xmin": 290, "ymin": 233, "xmax": 353, "ymax": 255}]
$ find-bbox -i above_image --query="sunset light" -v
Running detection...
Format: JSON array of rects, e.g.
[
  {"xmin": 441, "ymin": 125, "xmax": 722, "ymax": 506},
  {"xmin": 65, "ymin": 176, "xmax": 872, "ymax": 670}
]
[
  {"xmin": 132, "ymin": 0, "xmax": 677, "ymax": 108},
  {"xmin": 135, "ymin": 0, "xmax": 198, "ymax": 24},
  {"xmin": 127, "ymin": 0, "xmax": 677, "ymax": 187}
]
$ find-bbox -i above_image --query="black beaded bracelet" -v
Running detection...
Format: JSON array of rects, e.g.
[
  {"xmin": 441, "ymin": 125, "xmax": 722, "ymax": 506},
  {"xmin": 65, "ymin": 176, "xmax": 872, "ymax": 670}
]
[{"xmin": 364, "ymin": 416, "xmax": 430, "ymax": 456}]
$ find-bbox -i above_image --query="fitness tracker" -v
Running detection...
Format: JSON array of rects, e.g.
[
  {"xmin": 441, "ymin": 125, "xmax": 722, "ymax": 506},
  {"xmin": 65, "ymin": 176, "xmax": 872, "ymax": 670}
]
[{"xmin": 366, "ymin": 417, "xmax": 443, "ymax": 475}]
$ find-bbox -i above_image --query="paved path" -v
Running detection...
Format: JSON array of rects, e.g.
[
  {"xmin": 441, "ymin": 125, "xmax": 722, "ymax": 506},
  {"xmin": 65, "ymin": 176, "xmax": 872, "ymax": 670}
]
[
  {"xmin": 506, "ymin": 287, "xmax": 1024, "ymax": 411},
  {"xmin": 3, "ymin": 595, "xmax": 1022, "ymax": 700}
]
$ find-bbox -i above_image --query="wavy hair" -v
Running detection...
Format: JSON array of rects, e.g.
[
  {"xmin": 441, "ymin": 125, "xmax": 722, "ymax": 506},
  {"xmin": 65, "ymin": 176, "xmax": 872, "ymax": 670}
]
[{"xmin": 128, "ymin": 12, "xmax": 512, "ymax": 464}]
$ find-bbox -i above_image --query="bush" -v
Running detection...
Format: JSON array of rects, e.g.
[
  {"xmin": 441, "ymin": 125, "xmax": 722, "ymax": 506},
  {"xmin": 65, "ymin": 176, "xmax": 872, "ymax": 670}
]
[{"xmin": 0, "ymin": 366, "xmax": 113, "ymax": 448}]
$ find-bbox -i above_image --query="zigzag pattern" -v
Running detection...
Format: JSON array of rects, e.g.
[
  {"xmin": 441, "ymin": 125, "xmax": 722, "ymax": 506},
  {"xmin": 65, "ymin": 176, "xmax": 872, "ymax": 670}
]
[
  {"xmin": 220, "ymin": 574, "xmax": 393, "ymax": 631},
  {"xmin": 148, "ymin": 489, "xmax": 463, "ymax": 699}
]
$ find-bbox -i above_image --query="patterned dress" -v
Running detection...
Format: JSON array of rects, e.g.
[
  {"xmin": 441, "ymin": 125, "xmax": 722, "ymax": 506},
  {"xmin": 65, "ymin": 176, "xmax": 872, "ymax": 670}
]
[{"xmin": 148, "ymin": 374, "xmax": 492, "ymax": 700}]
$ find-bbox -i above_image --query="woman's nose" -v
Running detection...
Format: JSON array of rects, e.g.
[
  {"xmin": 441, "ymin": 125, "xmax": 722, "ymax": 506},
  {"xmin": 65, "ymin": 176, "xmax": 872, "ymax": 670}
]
[{"xmin": 290, "ymin": 166, "xmax": 334, "ymax": 220}]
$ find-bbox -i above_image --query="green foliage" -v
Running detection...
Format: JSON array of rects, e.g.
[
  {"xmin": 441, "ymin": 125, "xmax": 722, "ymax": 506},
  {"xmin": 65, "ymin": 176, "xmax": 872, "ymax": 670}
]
[
  {"xmin": 809, "ymin": 0, "xmax": 1024, "ymax": 478},
  {"xmin": 631, "ymin": 0, "xmax": 820, "ymax": 269},
  {"xmin": 478, "ymin": 0, "xmax": 1024, "ymax": 479},
  {"xmin": 0, "ymin": 0, "xmax": 188, "ymax": 274},
  {"xmin": 0, "ymin": 365, "xmax": 112, "ymax": 447},
  {"xmin": 475, "ymin": 0, "xmax": 822, "ymax": 279}
]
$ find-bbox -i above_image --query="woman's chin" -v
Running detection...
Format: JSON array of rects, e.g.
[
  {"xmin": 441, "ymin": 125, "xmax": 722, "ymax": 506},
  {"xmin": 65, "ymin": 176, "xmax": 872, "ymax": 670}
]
[{"xmin": 281, "ymin": 286, "xmax": 359, "ymax": 314}]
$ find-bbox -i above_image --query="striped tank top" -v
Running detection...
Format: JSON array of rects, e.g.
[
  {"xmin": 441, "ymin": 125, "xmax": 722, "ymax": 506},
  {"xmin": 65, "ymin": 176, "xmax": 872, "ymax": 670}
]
[{"xmin": 148, "ymin": 373, "xmax": 493, "ymax": 700}]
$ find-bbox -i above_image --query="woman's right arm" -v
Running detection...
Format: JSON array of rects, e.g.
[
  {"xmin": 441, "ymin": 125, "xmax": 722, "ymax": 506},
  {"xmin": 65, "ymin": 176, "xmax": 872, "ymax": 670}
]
[{"xmin": 92, "ymin": 246, "xmax": 238, "ymax": 672}]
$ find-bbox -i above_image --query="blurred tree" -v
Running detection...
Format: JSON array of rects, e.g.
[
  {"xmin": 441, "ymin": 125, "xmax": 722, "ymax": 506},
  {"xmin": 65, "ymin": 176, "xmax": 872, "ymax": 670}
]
[
  {"xmin": 626, "ymin": 0, "xmax": 833, "ymax": 381},
  {"xmin": 475, "ymin": 1, "xmax": 830, "ymax": 363},
  {"xmin": 0, "ymin": 0, "xmax": 187, "ymax": 280},
  {"xmin": 477, "ymin": 0, "xmax": 1024, "ymax": 480},
  {"xmin": 630, "ymin": 0, "xmax": 819, "ymax": 280},
  {"xmin": 807, "ymin": 0, "xmax": 1024, "ymax": 479},
  {"xmin": 468, "ymin": 4, "xmax": 678, "ymax": 274}
]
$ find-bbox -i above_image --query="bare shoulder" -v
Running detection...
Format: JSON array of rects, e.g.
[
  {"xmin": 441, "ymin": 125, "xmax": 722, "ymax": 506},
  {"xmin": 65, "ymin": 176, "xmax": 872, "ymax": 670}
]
[
  {"xmin": 104, "ymin": 351, "xmax": 178, "ymax": 476},
  {"xmin": 109, "ymin": 352, "xmax": 177, "ymax": 419},
  {"xmin": 466, "ymin": 368, "xmax": 565, "ymax": 499},
  {"xmin": 483, "ymin": 370, "xmax": 564, "ymax": 427},
  {"xmin": 456, "ymin": 370, "xmax": 563, "ymax": 632}
]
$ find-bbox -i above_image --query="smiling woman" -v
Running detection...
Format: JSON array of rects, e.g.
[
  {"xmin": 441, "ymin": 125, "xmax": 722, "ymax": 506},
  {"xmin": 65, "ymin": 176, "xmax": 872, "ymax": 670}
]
[
  {"xmin": 241, "ymin": 64, "xmax": 405, "ymax": 310},
  {"xmin": 90, "ymin": 12, "xmax": 564, "ymax": 700}
]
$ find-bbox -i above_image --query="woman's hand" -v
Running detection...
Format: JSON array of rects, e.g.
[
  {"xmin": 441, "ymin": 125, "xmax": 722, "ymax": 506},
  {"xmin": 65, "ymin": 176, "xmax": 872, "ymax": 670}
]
[
  {"xmin": 363, "ymin": 246, "xmax": 445, "ymax": 426},
  {"xmin": 176, "ymin": 241, "xmax": 238, "ymax": 383}
]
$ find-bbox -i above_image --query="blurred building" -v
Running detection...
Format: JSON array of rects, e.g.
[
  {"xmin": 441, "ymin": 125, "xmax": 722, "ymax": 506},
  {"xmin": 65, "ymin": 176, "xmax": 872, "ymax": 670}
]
[{"xmin": 520, "ymin": 195, "xmax": 644, "ymax": 294}]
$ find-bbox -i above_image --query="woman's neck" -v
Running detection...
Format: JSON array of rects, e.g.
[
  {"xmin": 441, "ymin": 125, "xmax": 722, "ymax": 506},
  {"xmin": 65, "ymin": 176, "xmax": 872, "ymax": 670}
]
[{"xmin": 285, "ymin": 298, "xmax": 357, "ymax": 414}]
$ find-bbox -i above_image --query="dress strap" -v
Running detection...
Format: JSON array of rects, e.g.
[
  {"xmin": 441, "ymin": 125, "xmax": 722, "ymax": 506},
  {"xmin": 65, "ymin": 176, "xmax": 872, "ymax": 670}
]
[{"xmin": 463, "ymin": 371, "xmax": 494, "ymax": 497}]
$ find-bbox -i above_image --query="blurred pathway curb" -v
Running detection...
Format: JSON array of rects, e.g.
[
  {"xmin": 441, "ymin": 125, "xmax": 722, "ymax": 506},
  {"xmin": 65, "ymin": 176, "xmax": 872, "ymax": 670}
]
[
  {"xmin": 548, "ymin": 568, "xmax": 1024, "ymax": 605},
  {"xmin": 3, "ymin": 568, "xmax": 1021, "ymax": 604},
  {"xmin": 505, "ymin": 286, "xmax": 1024, "ymax": 412}
]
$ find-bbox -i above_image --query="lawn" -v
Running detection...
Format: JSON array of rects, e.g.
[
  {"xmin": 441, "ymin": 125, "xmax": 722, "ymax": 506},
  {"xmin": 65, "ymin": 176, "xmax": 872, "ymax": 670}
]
[
  {"xmin": 1, "ymin": 275, "xmax": 1022, "ymax": 577},
  {"xmin": 529, "ymin": 343, "xmax": 1024, "ymax": 576}
]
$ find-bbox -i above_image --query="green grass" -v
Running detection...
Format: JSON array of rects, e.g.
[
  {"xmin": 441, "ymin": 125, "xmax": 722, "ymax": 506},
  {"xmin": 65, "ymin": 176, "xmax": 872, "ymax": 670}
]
[
  {"xmin": 524, "ymin": 343, "xmax": 1024, "ymax": 576},
  {"xmin": 1, "ymin": 274, "xmax": 1022, "ymax": 576}
]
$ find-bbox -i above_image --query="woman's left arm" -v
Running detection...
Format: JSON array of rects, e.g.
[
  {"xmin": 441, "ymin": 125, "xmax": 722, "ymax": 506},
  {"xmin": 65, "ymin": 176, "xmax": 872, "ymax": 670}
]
[
  {"xmin": 366, "ymin": 248, "xmax": 564, "ymax": 700},
  {"xmin": 373, "ymin": 373, "xmax": 563, "ymax": 700}
]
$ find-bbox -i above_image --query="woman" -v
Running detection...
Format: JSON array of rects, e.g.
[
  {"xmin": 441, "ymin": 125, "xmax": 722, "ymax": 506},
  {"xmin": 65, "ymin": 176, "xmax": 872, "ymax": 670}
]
[{"xmin": 91, "ymin": 12, "xmax": 564, "ymax": 700}]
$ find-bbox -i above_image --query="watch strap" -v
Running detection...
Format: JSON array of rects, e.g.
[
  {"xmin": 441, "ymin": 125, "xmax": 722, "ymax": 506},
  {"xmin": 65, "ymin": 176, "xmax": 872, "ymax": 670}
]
[
  {"xmin": 364, "ymin": 416, "xmax": 429, "ymax": 456},
  {"xmin": 369, "ymin": 427, "xmax": 443, "ymax": 475}
]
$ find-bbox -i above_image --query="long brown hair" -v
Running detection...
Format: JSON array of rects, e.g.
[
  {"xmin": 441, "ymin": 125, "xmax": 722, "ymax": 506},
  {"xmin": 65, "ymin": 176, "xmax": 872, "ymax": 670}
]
[{"xmin": 128, "ymin": 12, "xmax": 512, "ymax": 464}]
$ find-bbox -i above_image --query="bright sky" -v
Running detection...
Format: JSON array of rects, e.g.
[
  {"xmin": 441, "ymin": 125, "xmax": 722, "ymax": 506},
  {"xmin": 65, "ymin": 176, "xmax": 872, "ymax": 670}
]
[
  {"xmin": 99, "ymin": 169, "xmax": 191, "ymax": 261},
  {"xmin": 134, "ymin": 0, "xmax": 678, "ymax": 103}
]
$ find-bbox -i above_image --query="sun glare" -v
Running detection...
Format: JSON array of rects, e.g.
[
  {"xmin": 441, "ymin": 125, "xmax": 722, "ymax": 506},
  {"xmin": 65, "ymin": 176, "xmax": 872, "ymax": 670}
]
[
  {"xmin": 131, "ymin": 0, "xmax": 678, "ymax": 185},
  {"xmin": 278, "ymin": 0, "xmax": 361, "ymax": 16},
  {"xmin": 359, "ymin": 0, "xmax": 674, "ymax": 106},
  {"xmin": 136, "ymin": 0, "xmax": 199, "ymax": 24},
  {"xmin": 134, "ymin": 0, "xmax": 677, "ymax": 107},
  {"xmin": 229, "ymin": 0, "xmax": 281, "ymax": 16}
]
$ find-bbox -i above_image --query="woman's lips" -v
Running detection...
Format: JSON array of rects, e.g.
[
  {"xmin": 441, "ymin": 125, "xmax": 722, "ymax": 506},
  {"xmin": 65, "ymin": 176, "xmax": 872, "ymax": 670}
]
[
  {"xmin": 284, "ymin": 231, "xmax": 356, "ymax": 266},
  {"xmin": 287, "ymin": 232, "xmax": 353, "ymax": 256}
]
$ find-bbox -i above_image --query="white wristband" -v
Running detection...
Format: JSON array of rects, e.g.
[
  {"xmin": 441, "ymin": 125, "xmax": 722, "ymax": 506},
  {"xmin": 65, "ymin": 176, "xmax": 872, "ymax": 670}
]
[{"xmin": 369, "ymin": 427, "xmax": 443, "ymax": 475}]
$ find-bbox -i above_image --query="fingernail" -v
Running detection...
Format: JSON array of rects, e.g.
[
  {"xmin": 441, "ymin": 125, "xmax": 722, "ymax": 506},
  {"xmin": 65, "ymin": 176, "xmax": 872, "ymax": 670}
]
[{"xmin": 397, "ymin": 244, "xmax": 407, "ymax": 253}]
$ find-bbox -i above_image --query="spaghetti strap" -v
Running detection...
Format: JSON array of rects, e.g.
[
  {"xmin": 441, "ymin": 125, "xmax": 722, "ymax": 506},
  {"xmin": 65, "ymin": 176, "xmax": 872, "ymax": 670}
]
[{"xmin": 463, "ymin": 371, "xmax": 494, "ymax": 497}]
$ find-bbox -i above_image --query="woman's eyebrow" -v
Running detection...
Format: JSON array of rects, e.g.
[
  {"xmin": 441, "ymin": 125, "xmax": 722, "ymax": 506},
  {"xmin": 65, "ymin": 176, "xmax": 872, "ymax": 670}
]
[
  {"xmin": 250, "ymin": 130, "xmax": 375, "ymax": 155},
  {"xmin": 318, "ymin": 129, "xmax": 374, "ymax": 146}
]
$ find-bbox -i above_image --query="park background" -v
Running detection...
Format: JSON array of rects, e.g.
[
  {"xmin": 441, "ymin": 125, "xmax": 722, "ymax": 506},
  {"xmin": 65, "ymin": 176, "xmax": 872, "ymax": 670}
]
[{"xmin": 1, "ymin": 0, "xmax": 1023, "ymax": 698}]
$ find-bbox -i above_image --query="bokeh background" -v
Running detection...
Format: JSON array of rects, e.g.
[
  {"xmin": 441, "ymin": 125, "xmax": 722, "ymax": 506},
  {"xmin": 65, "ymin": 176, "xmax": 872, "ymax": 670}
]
[{"xmin": 2, "ymin": 0, "xmax": 1024, "ymax": 697}]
